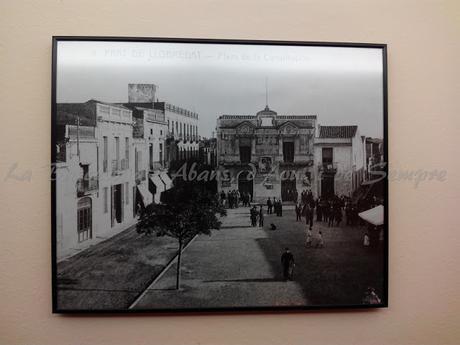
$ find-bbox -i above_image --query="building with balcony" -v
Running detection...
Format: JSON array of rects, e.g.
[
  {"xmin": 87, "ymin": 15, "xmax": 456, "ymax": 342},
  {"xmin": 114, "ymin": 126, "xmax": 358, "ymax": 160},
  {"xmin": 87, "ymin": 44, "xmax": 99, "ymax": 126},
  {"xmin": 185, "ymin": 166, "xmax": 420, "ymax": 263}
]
[
  {"xmin": 95, "ymin": 101, "xmax": 136, "ymax": 235},
  {"xmin": 54, "ymin": 84, "xmax": 198, "ymax": 260},
  {"xmin": 313, "ymin": 125, "xmax": 365, "ymax": 198},
  {"xmin": 216, "ymin": 105, "xmax": 317, "ymax": 203},
  {"xmin": 55, "ymin": 100, "xmax": 137, "ymax": 260},
  {"xmin": 364, "ymin": 137, "xmax": 384, "ymax": 180},
  {"xmin": 126, "ymin": 83, "xmax": 200, "ymax": 165},
  {"xmin": 55, "ymin": 119, "xmax": 99, "ymax": 259},
  {"xmin": 199, "ymin": 137, "xmax": 217, "ymax": 167},
  {"xmin": 154, "ymin": 102, "xmax": 199, "ymax": 162},
  {"xmin": 125, "ymin": 103, "xmax": 172, "ymax": 205}
]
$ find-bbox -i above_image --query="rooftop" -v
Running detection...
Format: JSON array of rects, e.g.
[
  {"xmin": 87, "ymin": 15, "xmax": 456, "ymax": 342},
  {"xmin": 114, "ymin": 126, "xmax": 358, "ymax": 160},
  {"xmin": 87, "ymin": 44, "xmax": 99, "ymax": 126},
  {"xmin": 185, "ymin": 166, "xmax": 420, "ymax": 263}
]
[
  {"xmin": 318, "ymin": 125, "xmax": 358, "ymax": 138},
  {"xmin": 256, "ymin": 105, "xmax": 277, "ymax": 117}
]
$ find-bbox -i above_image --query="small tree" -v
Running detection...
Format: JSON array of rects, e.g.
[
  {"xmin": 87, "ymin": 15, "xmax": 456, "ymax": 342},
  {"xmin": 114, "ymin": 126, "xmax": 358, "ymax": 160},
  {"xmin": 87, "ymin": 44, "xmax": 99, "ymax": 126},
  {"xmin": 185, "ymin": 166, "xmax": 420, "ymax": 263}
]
[{"xmin": 137, "ymin": 182, "xmax": 226, "ymax": 290}]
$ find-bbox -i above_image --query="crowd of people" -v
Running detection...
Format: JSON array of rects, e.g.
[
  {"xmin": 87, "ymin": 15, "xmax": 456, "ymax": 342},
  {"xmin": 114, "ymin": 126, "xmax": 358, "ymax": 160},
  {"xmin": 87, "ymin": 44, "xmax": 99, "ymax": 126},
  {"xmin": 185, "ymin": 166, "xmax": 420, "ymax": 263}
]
[
  {"xmin": 220, "ymin": 187, "xmax": 383, "ymax": 250},
  {"xmin": 219, "ymin": 187, "xmax": 383, "ymax": 288},
  {"xmin": 249, "ymin": 205, "xmax": 264, "ymax": 227},
  {"xmin": 296, "ymin": 189, "xmax": 382, "ymax": 228},
  {"xmin": 266, "ymin": 197, "xmax": 284, "ymax": 216},
  {"xmin": 220, "ymin": 190, "xmax": 252, "ymax": 208},
  {"xmin": 220, "ymin": 188, "xmax": 381, "ymax": 228}
]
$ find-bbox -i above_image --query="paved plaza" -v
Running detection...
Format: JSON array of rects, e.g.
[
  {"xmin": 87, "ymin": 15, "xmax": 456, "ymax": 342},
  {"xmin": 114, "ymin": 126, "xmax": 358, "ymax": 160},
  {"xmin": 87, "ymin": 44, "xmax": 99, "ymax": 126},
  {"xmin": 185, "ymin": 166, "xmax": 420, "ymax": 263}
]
[
  {"xmin": 57, "ymin": 206, "xmax": 384, "ymax": 310},
  {"xmin": 132, "ymin": 206, "xmax": 384, "ymax": 310}
]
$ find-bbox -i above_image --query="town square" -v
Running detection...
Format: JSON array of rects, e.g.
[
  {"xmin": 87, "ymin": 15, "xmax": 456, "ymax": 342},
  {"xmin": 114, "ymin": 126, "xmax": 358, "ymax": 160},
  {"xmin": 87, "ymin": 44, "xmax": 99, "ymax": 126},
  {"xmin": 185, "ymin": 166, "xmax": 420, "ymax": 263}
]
[{"xmin": 53, "ymin": 41, "xmax": 386, "ymax": 311}]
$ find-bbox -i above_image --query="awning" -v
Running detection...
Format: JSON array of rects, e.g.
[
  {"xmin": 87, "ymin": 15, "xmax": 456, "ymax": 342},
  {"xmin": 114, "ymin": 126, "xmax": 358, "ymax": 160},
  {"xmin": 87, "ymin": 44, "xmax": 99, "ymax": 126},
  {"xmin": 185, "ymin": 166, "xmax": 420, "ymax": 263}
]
[
  {"xmin": 137, "ymin": 183, "xmax": 153, "ymax": 207},
  {"xmin": 358, "ymin": 205, "xmax": 384, "ymax": 226},
  {"xmin": 160, "ymin": 172, "xmax": 173, "ymax": 190},
  {"xmin": 149, "ymin": 174, "xmax": 165, "ymax": 204}
]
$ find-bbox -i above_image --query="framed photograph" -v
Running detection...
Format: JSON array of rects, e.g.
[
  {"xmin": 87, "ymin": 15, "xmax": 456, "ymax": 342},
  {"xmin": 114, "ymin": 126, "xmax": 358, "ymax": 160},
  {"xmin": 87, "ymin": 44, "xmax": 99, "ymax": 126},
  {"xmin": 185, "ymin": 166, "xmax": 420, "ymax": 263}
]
[{"xmin": 52, "ymin": 37, "xmax": 388, "ymax": 313}]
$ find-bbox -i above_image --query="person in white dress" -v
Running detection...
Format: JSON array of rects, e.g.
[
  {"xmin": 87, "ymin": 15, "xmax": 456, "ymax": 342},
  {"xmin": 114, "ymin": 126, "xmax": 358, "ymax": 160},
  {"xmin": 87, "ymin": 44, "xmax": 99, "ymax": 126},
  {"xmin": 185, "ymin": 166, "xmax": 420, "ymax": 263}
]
[
  {"xmin": 363, "ymin": 233, "xmax": 370, "ymax": 247},
  {"xmin": 305, "ymin": 227, "xmax": 312, "ymax": 247},
  {"xmin": 317, "ymin": 231, "xmax": 324, "ymax": 248}
]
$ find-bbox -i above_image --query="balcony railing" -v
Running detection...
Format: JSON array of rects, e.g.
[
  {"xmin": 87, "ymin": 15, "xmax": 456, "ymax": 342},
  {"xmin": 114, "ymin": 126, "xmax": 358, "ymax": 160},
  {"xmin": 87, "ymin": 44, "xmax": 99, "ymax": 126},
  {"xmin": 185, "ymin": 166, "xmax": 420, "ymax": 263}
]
[
  {"xmin": 112, "ymin": 159, "xmax": 119, "ymax": 176},
  {"xmin": 319, "ymin": 162, "xmax": 338, "ymax": 174},
  {"xmin": 121, "ymin": 158, "xmax": 128, "ymax": 170},
  {"xmin": 135, "ymin": 170, "xmax": 146, "ymax": 184},
  {"xmin": 77, "ymin": 176, "xmax": 99, "ymax": 196},
  {"xmin": 280, "ymin": 159, "xmax": 313, "ymax": 167},
  {"xmin": 219, "ymin": 159, "xmax": 253, "ymax": 166},
  {"xmin": 112, "ymin": 159, "xmax": 129, "ymax": 175}
]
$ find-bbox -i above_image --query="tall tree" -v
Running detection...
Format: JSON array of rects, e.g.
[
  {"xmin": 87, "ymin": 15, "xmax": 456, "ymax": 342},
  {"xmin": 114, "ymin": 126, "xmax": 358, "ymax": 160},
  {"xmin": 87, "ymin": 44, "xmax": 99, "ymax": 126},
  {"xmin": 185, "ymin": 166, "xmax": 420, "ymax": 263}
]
[{"xmin": 137, "ymin": 182, "xmax": 226, "ymax": 289}]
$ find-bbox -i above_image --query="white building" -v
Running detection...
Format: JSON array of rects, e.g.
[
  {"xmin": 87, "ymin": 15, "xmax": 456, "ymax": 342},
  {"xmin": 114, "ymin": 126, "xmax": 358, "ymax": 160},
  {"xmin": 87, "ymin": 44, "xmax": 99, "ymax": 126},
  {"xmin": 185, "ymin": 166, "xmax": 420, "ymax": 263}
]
[
  {"xmin": 55, "ymin": 121, "xmax": 99, "ymax": 260},
  {"xmin": 127, "ymin": 83, "xmax": 200, "ymax": 164},
  {"xmin": 314, "ymin": 125, "xmax": 365, "ymax": 198},
  {"xmin": 126, "ymin": 104, "xmax": 172, "ymax": 205},
  {"xmin": 96, "ymin": 102, "xmax": 136, "ymax": 235},
  {"xmin": 364, "ymin": 137, "xmax": 384, "ymax": 180},
  {"xmin": 55, "ymin": 88, "xmax": 180, "ymax": 261},
  {"xmin": 56, "ymin": 101, "xmax": 137, "ymax": 260},
  {"xmin": 155, "ymin": 102, "xmax": 200, "ymax": 161}
]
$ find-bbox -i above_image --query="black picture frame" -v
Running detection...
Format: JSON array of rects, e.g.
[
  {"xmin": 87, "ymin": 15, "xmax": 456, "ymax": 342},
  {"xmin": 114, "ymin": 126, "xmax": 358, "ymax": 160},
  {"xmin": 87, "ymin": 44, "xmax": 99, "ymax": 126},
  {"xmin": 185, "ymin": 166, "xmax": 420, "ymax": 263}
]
[{"xmin": 52, "ymin": 36, "xmax": 388, "ymax": 314}]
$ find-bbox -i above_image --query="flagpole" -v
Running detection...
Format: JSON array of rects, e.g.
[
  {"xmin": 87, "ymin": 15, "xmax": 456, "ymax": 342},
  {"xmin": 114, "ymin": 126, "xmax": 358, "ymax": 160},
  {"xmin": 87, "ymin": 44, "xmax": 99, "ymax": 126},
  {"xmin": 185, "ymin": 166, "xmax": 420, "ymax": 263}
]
[{"xmin": 76, "ymin": 116, "xmax": 81, "ymax": 162}]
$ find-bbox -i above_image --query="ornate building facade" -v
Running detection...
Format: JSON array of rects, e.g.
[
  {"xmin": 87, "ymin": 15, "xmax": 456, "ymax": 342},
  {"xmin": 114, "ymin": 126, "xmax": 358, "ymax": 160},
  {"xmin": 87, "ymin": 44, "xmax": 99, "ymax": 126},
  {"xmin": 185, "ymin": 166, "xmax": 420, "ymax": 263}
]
[{"xmin": 216, "ymin": 106, "xmax": 317, "ymax": 203}]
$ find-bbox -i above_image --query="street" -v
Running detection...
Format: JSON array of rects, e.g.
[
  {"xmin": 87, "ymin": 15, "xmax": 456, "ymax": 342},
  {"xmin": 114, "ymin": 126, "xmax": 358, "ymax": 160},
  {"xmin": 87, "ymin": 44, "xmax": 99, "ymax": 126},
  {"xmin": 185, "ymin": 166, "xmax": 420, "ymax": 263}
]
[{"xmin": 132, "ymin": 206, "xmax": 384, "ymax": 309}]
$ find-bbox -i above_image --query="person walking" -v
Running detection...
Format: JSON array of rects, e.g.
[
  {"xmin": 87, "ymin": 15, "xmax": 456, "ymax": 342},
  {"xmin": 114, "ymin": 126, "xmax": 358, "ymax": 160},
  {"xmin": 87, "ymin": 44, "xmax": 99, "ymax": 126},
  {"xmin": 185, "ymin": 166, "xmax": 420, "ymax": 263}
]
[
  {"xmin": 295, "ymin": 202, "xmax": 302, "ymax": 221},
  {"xmin": 278, "ymin": 199, "xmax": 283, "ymax": 217},
  {"xmin": 258, "ymin": 206, "xmax": 264, "ymax": 227},
  {"xmin": 334, "ymin": 202, "xmax": 342, "ymax": 226},
  {"xmin": 220, "ymin": 190, "xmax": 226, "ymax": 208},
  {"xmin": 267, "ymin": 197, "xmax": 273, "ymax": 214},
  {"xmin": 317, "ymin": 198, "xmax": 323, "ymax": 221},
  {"xmin": 303, "ymin": 203, "xmax": 313, "ymax": 230},
  {"xmin": 322, "ymin": 199, "xmax": 329, "ymax": 223},
  {"xmin": 250, "ymin": 206, "xmax": 258, "ymax": 227},
  {"xmin": 281, "ymin": 248, "xmax": 295, "ymax": 280},
  {"xmin": 328, "ymin": 203, "xmax": 335, "ymax": 227}
]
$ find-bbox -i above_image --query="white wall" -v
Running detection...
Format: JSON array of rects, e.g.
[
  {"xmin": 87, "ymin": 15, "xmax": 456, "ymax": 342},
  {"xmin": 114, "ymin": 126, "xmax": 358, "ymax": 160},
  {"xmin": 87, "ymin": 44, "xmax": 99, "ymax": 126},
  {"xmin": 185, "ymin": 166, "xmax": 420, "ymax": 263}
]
[
  {"xmin": 96, "ymin": 106, "xmax": 136, "ymax": 235},
  {"xmin": 144, "ymin": 120, "xmax": 167, "ymax": 167},
  {"xmin": 56, "ymin": 135, "xmax": 99, "ymax": 259}
]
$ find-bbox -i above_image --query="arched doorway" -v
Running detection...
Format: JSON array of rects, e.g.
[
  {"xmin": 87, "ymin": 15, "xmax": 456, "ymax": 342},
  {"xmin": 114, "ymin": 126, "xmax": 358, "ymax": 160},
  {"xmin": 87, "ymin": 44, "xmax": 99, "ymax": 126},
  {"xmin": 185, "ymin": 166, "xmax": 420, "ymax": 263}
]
[
  {"xmin": 238, "ymin": 170, "xmax": 254, "ymax": 202},
  {"xmin": 281, "ymin": 170, "xmax": 297, "ymax": 202},
  {"xmin": 77, "ymin": 197, "xmax": 92, "ymax": 242}
]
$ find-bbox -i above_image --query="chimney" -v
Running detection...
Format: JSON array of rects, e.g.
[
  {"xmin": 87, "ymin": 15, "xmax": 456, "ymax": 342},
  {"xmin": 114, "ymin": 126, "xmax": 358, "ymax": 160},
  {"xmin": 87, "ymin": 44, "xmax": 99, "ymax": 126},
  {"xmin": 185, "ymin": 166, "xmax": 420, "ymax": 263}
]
[{"xmin": 128, "ymin": 84, "xmax": 157, "ymax": 103}]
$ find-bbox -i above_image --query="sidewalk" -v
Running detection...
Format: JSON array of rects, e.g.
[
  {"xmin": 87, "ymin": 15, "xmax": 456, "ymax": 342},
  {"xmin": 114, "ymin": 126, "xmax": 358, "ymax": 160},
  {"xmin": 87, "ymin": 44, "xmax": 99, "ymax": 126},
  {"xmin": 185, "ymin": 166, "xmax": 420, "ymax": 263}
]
[{"xmin": 56, "ymin": 225, "xmax": 180, "ymax": 310}]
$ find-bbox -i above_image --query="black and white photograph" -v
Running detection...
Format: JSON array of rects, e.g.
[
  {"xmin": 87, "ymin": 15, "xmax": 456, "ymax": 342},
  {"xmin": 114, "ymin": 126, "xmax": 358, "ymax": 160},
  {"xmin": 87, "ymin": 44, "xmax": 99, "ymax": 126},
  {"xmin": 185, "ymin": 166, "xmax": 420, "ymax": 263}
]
[{"xmin": 52, "ymin": 37, "xmax": 388, "ymax": 312}]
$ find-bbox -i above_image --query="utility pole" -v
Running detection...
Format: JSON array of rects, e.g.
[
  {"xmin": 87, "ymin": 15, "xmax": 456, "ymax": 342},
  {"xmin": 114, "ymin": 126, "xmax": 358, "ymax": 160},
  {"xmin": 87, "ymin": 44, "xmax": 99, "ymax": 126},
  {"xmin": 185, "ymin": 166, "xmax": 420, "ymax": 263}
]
[
  {"xmin": 265, "ymin": 77, "xmax": 269, "ymax": 107},
  {"xmin": 76, "ymin": 116, "xmax": 81, "ymax": 162}
]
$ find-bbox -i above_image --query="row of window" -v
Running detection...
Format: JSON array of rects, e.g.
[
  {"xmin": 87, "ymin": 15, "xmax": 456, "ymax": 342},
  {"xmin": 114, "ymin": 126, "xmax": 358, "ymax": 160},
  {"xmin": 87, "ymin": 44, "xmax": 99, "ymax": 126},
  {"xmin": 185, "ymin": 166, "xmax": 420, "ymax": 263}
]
[
  {"xmin": 102, "ymin": 136, "xmax": 130, "ymax": 173},
  {"xmin": 238, "ymin": 142, "xmax": 296, "ymax": 163},
  {"xmin": 167, "ymin": 119, "xmax": 198, "ymax": 139},
  {"xmin": 103, "ymin": 135, "xmax": 168, "ymax": 174}
]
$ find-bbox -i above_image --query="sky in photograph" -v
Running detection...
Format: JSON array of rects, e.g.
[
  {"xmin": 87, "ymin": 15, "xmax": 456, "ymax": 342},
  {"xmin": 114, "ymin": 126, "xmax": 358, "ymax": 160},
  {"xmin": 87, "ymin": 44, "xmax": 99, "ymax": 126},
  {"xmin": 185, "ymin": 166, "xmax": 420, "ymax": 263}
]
[{"xmin": 57, "ymin": 41, "xmax": 384, "ymax": 138}]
